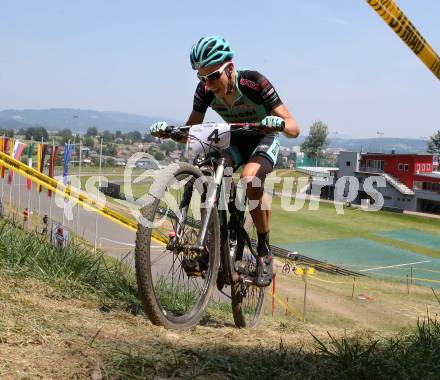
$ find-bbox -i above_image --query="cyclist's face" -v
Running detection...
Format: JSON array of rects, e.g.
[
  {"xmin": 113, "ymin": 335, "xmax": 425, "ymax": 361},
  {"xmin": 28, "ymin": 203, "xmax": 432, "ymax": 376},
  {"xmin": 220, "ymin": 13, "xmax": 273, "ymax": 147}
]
[{"xmin": 198, "ymin": 62, "xmax": 233, "ymax": 96}]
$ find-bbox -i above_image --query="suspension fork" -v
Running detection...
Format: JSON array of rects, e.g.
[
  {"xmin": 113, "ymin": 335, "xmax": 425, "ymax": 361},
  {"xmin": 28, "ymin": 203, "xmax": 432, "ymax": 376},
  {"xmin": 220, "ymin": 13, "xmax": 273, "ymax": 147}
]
[{"xmin": 193, "ymin": 158, "xmax": 225, "ymax": 250}]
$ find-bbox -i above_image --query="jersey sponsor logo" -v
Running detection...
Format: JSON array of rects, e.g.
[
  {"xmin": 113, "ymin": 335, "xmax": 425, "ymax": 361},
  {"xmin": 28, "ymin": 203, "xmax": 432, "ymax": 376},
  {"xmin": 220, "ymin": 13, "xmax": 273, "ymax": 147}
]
[
  {"xmin": 262, "ymin": 88, "xmax": 275, "ymax": 100},
  {"xmin": 239, "ymin": 78, "xmax": 259, "ymax": 91}
]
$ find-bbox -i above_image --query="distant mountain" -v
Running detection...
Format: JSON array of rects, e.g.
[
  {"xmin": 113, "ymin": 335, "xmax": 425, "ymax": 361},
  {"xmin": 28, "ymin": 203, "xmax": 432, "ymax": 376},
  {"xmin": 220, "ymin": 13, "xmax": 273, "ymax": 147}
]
[
  {"xmin": 0, "ymin": 108, "xmax": 181, "ymax": 134},
  {"xmin": 0, "ymin": 108, "xmax": 428, "ymax": 153},
  {"xmin": 279, "ymin": 135, "xmax": 427, "ymax": 154},
  {"xmin": 328, "ymin": 137, "xmax": 428, "ymax": 154}
]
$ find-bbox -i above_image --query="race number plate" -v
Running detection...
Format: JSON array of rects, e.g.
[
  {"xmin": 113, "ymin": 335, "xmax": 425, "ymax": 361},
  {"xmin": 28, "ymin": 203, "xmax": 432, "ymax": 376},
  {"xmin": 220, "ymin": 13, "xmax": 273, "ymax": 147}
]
[{"xmin": 187, "ymin": 123, "xmax": 231, "ymax": 155}]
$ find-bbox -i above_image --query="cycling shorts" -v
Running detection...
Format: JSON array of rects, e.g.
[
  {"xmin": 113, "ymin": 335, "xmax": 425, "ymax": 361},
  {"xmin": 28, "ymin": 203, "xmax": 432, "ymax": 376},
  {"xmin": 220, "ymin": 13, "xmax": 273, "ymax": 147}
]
[{"xmin": 225, "ymin": 133, "xmax": 280, "ymax": 170}]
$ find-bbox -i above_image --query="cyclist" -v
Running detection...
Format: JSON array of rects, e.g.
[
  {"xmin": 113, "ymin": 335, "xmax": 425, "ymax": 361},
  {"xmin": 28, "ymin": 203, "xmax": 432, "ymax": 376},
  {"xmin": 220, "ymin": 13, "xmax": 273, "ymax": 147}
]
[{"xmin": 150, "ymin": 35, "xmax": 300, "ymax": 287}]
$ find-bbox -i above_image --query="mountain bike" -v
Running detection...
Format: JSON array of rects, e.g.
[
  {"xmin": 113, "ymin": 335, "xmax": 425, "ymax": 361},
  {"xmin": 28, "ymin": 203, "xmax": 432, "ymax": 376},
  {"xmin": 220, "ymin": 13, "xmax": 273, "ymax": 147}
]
[
  {"xmin": 282, "ymin": 252, "xmax": 299, "ymax": 275},
  {"xmin": 135, "ymin": 122, "xmax": 282, "ymax": 330}
]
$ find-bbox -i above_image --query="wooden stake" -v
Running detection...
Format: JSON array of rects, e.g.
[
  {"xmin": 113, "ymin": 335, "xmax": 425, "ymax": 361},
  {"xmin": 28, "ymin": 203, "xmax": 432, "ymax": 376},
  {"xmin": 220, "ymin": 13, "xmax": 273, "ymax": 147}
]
[
  {"xmin": 272, "ymin": 273, "xmax": 276, "ymax": 317},
  {"xmin": 303, "ymin": 266, "xmax": 308, "ymax": 322},
  {"xmin": 352, "ymin": 276, "xmax": 356, "ymax": 299}
]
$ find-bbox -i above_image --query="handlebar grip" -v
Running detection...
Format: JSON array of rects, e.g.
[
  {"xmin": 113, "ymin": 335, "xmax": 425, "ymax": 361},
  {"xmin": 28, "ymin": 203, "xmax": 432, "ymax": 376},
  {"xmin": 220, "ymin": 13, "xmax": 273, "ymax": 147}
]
[{"xmin": 278, "ymin": 120, "xmax": 285, "ymax": 132}]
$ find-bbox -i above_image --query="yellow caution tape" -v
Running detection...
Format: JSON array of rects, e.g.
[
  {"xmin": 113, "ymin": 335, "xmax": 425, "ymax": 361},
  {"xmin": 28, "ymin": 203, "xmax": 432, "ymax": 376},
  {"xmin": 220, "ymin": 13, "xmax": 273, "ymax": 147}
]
[
  {"xmin": 367, "ymin": 0, "xmax": 440, "ymax": 80},
  {"xmin": 310, "ymin": 276, "xmax": 349, "ymax": 285}
]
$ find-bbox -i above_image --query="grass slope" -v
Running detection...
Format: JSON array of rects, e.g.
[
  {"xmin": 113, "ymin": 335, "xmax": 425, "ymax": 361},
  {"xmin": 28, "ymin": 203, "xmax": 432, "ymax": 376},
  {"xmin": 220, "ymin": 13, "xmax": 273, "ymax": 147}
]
[{"xmin": 1, "ymin": 218, "xmax": 440, "ymax": 378}]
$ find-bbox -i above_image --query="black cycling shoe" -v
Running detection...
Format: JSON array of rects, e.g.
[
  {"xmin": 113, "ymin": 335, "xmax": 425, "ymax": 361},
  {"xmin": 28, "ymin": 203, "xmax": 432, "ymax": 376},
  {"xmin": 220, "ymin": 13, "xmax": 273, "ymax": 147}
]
[
  {"xmin": 255, "ymin": 254, "xmax": 273, "ymax": 287},
  {"xmin": 254, "ymin": 236, "xmax": 274, "ymax": 287}
]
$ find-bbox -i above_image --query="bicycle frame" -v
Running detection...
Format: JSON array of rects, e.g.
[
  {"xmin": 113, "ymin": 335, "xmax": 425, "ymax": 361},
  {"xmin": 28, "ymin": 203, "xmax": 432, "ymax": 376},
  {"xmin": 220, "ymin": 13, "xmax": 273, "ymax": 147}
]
[{"xmin": 174, "ymin": 153, "xmax": 258, "ymax": 286}]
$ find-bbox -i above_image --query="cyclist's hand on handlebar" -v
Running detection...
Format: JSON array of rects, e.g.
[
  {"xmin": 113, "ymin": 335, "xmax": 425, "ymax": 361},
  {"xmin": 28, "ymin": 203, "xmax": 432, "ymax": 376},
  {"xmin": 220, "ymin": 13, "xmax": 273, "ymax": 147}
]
[
  {"xmin": 260, "ymin": 116, "xmax": 285, "ymax": 132},
  {"xmin": 149, "ymin": 121, "xmax": 169, "ymax": 137}
]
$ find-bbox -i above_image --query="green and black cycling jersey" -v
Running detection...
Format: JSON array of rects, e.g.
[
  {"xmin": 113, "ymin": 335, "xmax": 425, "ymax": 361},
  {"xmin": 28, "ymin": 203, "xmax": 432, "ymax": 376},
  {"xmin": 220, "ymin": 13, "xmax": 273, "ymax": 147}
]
[
  {"xmin": 192, "ymin": 70, "xmax": 283, "ymax": 168},
  {"xmin": 193, "ymin": 70, "xmax": 283, "ymax": 135}
]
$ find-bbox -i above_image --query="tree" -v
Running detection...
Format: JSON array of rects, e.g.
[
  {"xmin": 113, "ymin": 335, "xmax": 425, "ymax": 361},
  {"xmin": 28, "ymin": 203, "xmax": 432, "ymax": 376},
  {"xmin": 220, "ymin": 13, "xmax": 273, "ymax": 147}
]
[
  {"xmin": 300, "ymin": 120, "xmax": 329, "ymax": 159},
  {"xmin": 1, "ymin": 129, "xmax": 14, "ymax": 137},
  {"xmin": 143, "ymin": 133, "xmax": 155, "ymax": 143},
  {"xmin": 103, "ymin": 143, "xmax": 116, "ymax": 156},
  {"xmin": 123, "ymin": 131, "xmax": 142, "ymax": 143},
  {"xmin": 58, "ymin": 128, "xmax": 73, "ymax": 144},
  {"xmin": 115, "ymin": 130, "xmax": 122, "ymax": 139},
  {"xmin": 132, "ymin": 131, "xmax": 142, "ymax": 142},
  {"xmin": 102, "ymin": 130, "xmax": 114, "ymax": 143},
  {"xmin": 83, "ymin": 136, "xmax": 94, "ymax": 148},
  {"xmin": 427, "ymin": 130, "xmax": 440, "ymax": 154},
  {"xmin": 25, "ymin": 127, "xmax": 49, "ymax": 141},
  {"xmin": 86, "ymin": 127, "xmax": 98, "ymax": 137},
  {"xmin": 153, "ymin": 151, "xmax": 165, "ymax": 161},
  {"xmin": 161, "ymin": 140, "xmax": 177, "ymax": 154}
]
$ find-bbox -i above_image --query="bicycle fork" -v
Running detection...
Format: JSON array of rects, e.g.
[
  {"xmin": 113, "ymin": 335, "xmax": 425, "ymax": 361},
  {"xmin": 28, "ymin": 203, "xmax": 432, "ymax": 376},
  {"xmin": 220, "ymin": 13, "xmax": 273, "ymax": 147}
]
[
  {"xmin": 167, "ymin": 159, "xmax": 225, "ymax": 254},
  {"xmin": 193, "ymin": 158, "xmax": 225, "ymax": 251}
]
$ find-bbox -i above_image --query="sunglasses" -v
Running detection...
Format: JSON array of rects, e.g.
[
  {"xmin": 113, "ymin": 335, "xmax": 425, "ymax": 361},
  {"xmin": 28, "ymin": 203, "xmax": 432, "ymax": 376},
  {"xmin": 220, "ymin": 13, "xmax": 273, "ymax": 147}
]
[{"xmin": 197, "ymin": 62, "xmax": 230, "ymax": 82}]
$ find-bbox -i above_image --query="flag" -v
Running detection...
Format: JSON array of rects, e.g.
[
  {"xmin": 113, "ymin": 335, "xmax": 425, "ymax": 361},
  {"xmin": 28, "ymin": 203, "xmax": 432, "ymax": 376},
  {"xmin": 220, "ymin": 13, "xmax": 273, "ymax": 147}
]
[
  {"xmin": 62, "ymin": 144, "xmax": 74, "ymax": 185},
  {"xmin": 26, "ymin": 142, "xmax": 35, "ymax": 190},
  {"xmin": 36, "ymin": 143, "xmax": 47, "ymax": 192},
  {"xmin": 0, "ymin": 137, "xmax": 8, "ymax": 178},
  {"xmin": 48, "ymin": 145, "xmax": 59, "ymax": 197},
  {"xmin": 7, "ymin": 140, "xmax": 26, "ymax": 184},
  {"xmin": 7, "ymin": 139, "xmax": 26, "ymax": 183}
]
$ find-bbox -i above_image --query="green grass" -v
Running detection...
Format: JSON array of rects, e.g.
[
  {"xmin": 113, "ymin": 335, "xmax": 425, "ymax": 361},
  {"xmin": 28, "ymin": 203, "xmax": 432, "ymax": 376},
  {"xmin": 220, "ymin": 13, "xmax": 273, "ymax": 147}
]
[
  {"xmin": 154, "ymin": 275, "xmax": 198, "ymax": 316},
  {"xmin": 0, "ymin": 217, "xmax": 230, "ymax": 317},
  {"xmin": 0, "ymin": 217, "xmax": 139, "ymax": 308},
  {"xmin": 103, "ymin": 316, "xmax": 440, "ymax": 379}
]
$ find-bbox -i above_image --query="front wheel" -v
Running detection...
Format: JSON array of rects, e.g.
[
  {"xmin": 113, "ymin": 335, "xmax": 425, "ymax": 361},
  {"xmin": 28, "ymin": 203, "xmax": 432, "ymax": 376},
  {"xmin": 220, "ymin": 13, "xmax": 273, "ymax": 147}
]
[{"xmin": 135, "ymin": 163, "xmax": 220, "ymax": 330}]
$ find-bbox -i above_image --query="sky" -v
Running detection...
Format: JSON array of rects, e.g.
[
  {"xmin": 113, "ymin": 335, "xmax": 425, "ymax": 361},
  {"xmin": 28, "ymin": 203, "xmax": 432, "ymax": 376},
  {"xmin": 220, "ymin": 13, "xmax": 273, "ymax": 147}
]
[{"xmin": 0, "ymin": 0, "xmax": 439, "ymax": 139}]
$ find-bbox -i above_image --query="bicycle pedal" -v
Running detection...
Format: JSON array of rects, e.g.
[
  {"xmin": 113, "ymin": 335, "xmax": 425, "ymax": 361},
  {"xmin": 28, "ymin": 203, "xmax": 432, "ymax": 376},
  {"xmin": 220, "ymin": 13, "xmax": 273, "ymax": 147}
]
[{"xmin": 186, "ymin": 270, "xmax": 204, "ymax": 278}]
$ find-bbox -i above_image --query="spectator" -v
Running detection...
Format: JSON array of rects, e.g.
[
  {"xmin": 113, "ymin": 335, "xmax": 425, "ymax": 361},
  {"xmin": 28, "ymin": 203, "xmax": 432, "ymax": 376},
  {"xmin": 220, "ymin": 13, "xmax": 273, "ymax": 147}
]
[
  {"xmin": 42, "ymin": 214, "xmax": 48, "ymax": 235},
  {"xmin": 23, "ymin": 207, "xmax": 29, "ymax": 223},
  {"xmin": 55, "ymin": 226, "xmax": 64, "ymax": 248}
]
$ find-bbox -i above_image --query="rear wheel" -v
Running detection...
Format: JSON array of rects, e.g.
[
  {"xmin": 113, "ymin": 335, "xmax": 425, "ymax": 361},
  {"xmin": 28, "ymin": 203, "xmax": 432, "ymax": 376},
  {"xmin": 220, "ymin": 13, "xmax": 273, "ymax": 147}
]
[
  {"xmin": 231, "ymin": 216, "xmax": 266, "ymax": 328},
  {"xmin": 282, "ymin": 263, "xmax": 290, "ymax": 275},
  {"xmin": 135, "ymin": 163, "xmax": 220, "ymax": 330}
]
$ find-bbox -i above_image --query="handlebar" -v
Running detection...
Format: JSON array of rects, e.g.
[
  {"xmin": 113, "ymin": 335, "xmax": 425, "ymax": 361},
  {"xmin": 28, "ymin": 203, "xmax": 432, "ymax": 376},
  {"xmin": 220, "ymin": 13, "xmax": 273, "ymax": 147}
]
[{"xmin": 161, "ymin": 121, "xmax": 285, "ymax": 140}]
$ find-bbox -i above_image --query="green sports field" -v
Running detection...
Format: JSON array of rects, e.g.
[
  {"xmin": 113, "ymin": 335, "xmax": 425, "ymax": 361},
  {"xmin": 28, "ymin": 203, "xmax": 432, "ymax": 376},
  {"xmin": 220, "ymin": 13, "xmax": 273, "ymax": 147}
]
[
  {"xmin": 268, "ymin": 197, "xmax": 440, "ymax": 287},
  {"xmin": 79, "ymin": 166, "xmax": 440, "ymax": 287}
]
